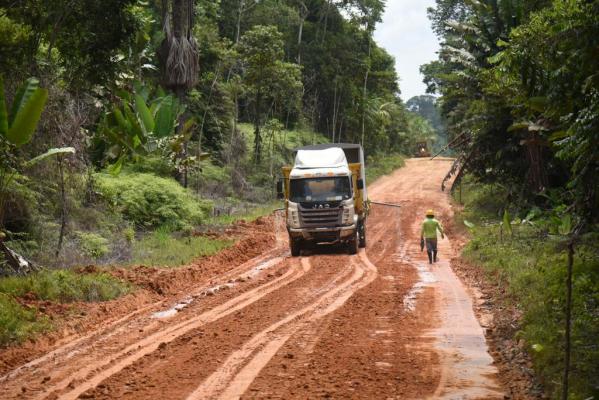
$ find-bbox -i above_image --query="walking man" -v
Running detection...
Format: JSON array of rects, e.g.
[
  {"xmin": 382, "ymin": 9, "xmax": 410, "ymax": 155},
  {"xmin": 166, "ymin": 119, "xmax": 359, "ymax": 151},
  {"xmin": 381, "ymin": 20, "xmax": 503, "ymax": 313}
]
[{"xmin": 421, "ymin": 209, "xmax": 444, "ymax": 264}]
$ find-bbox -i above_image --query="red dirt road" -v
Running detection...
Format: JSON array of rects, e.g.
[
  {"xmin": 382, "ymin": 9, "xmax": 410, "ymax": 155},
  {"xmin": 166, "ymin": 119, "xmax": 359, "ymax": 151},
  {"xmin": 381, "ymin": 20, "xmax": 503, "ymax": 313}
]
[{"xmin": 0, "ymin": 158, "xmax": 504, "ymax": 399}]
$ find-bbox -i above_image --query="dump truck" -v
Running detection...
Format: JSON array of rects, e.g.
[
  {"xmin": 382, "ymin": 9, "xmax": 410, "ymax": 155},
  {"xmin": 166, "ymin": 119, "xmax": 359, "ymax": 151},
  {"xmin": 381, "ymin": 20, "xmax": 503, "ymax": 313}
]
[
  {"xmin": 415, "ymin": 141, "xmax": 430, "ymax": 157},
  {"xmin": 277, "ymin": 144, "xmax": 368, "ymax": 256}
]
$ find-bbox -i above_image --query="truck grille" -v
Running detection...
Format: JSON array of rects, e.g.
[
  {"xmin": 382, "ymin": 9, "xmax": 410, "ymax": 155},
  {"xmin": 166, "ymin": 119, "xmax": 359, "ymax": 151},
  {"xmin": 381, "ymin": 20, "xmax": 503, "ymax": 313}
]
[{"xmin": 299, "ymin": 206, "xmax": 342, "ymax": 227}]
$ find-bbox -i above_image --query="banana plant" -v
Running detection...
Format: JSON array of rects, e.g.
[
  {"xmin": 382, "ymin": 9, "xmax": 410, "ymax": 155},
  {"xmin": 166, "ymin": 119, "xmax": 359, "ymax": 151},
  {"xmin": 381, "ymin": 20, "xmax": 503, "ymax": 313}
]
[
  {"xmin": 98, "ymin": 86, "xmax": 208, "ymax": 175},
  {"xmin": 0, "ymin": 76, "xmax": 76, "ymax": 213},
  {"xmin": 0, "ymin": 76, "xmax": 75, "ymax": 275}
]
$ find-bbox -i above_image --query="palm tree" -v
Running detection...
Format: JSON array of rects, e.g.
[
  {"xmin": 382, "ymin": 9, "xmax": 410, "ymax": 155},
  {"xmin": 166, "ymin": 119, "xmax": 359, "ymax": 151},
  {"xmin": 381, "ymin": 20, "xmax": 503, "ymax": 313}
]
[
  {"xmin": 157, "ymin": 0, "xmax": 199, "ymax": 186},
  {"xmin": 158, "ymin": 0, "xmax": 199, "ymax": 96}
]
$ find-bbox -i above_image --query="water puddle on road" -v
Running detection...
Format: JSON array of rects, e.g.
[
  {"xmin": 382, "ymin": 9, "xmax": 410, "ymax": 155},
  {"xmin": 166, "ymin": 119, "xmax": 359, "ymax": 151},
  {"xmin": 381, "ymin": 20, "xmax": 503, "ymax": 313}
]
[
  {"xmin": 427, "ymin": 260, "xmax": 504, "ymax": 399},
  {"xmin": 403, "ymin": 262, "xmax": 437, "ymax": 312},
  {"xmin": 152, "ymin": 256, "xmax": 283, "ymax": 319},
  {"xmin": 153, "ymin": 297, "xmax": 195, "ymax": 319}
]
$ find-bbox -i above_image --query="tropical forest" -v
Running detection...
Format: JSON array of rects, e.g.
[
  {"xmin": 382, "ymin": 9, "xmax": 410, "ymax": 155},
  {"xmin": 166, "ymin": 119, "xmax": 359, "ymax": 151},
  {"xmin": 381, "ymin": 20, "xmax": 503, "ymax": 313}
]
[{"xmin": 0, "ymin": 1, "xmax": 597, "ymax": 399}]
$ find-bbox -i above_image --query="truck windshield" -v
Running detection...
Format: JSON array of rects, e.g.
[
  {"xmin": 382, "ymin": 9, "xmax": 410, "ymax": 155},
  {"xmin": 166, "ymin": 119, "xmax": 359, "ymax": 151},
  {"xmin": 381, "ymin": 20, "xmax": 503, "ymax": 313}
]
[{"xmin": 290, "ymin": 177, "xmax": 351, "ymax": 203}]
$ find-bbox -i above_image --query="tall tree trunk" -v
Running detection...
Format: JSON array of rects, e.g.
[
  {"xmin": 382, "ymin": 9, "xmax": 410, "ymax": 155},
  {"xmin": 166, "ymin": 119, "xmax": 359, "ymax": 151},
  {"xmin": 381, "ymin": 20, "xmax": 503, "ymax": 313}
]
[
  {"xmin": 56, "ymin": 157, "xmax": 67, "ymax": 257},
  {"xmin": 297, "ymin": 1, "xmax": 308, "ymax": 64},
  {"xmin": 254, "ymin": 89, "xmax": 262, "ymax": 164},
  {"xmin": 562, "ymin": 242, "xmax": 574, "ymax": 400},
  {"xmin": 236, "ymin": 0, "xmax": 245, "ymax": 44},
  {"xmin": 361, "ymin": 34, "xmax": 372, "ymax": 146}
]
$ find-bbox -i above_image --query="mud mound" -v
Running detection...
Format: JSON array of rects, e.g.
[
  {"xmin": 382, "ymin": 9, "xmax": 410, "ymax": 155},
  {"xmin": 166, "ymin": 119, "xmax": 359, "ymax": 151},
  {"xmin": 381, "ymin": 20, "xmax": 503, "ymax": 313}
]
[{"xmin": 112, "ymin": 218, "xmax": 275, "ymax": 295}]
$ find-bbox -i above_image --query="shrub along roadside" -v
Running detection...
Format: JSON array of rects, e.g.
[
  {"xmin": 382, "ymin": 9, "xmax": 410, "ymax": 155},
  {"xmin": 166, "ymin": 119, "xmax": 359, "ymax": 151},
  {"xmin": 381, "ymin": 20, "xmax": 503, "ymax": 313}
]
[
  {"xmin": 455, "ymin": 181, "xmax": 599, "ymax": 399},
  {"xmin": 129, "ymin": 227, "xmax": 233, "ymax": 267},
  {"xmin": 94, "ymin": 172, "xmax": 213, "ymax": 230}
]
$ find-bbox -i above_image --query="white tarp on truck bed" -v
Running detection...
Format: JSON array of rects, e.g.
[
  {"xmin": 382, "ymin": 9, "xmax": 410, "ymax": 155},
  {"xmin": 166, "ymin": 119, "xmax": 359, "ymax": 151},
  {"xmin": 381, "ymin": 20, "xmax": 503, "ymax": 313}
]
[{"xmin": 293, "ymin": 148, "xmax": 348, "ymax": 169}]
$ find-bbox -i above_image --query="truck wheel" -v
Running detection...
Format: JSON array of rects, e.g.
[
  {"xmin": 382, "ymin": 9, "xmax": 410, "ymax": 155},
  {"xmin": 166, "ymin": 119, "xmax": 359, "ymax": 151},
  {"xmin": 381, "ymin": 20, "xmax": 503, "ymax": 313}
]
[
  {"xmin": 290, "ymin": 239, "xmax": 301, "ymax": 257},
  {"xmin": 358, "ymin": 222, "xmax": 366, "ymax": 248},
  {"xmin": 347, "ymin": 231, "xmax": 359, "ymax": 255}
]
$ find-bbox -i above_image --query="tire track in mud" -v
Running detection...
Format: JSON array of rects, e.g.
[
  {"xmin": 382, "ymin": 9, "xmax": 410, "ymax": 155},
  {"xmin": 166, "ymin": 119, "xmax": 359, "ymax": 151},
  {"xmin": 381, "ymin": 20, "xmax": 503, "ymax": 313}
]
[
  {"xmin": 240, "ymin": 161, "xmax": 445, "ymax": 399},
  {"xmin": 187, "ymin": 252, "xmax": 378, "ymax": 400},
  {"xmin": 50, "ymin": 258, "xmax": 304, "ymax": 400},
  {"xmin": 0, "ymin": 248, "xmax": 286, "ymax": 386},
  {"xmin": 186, "ymin": 207, "xmax": 396, "ymax": 400},
  {"xmin": 0, "ymin": 248, "xmax": 295, "ymax": 400},
  {"xmin": 77, "ymin": 255, "xmax": 354, "ymax": 400}
]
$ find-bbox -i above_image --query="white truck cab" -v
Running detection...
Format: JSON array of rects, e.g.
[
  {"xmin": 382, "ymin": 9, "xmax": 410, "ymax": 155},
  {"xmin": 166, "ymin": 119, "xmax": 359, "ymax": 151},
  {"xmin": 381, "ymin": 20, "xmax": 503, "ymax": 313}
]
[{"xmin": 278, "ymin": 144, "xmax": 368, "ymax": 256}]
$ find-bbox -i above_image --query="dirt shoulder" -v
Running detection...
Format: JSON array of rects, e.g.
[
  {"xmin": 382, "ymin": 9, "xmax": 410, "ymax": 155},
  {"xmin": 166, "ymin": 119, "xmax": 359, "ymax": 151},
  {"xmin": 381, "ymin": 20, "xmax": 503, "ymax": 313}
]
[{"xmin": 449, "ymin": 256, "xmax": 546, "ymax": 400}]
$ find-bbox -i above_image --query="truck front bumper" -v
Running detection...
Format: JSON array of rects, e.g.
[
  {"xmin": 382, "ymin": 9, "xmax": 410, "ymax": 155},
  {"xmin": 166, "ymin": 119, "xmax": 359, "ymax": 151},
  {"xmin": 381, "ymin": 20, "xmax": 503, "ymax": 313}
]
[{"xmin": 288, "ymin": 224, "xmax": 356, "ymax": 242}]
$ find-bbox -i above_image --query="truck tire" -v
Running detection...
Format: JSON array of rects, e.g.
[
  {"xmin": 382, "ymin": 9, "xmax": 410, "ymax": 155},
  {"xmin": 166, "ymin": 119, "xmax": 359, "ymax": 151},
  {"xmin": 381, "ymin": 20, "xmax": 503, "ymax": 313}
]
[
  {"xmin": 347, "ymin": 231, "xmax": 359, "ymax": 255},
  {"xmin": 358, "ymin": 222, "xmax": 366, "ymax": 248},
  {"xmin": 290, "ymin": 239, "xmax": 302, "ymax": 257}
]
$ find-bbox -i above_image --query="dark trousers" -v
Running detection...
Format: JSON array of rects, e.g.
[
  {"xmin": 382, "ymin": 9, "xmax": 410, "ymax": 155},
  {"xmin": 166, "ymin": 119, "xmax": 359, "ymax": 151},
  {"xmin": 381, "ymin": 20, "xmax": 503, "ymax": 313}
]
[{"xmin": 425, "ymin": 238, "xmax": 437, "ymax": 263}]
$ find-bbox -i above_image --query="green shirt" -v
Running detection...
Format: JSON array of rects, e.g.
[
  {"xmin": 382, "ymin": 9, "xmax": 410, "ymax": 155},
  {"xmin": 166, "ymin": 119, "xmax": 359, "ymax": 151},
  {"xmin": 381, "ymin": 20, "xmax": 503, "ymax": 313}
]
[{"xmin": 421, "ymin": 217, "xmax": 444, "ymax": 239}]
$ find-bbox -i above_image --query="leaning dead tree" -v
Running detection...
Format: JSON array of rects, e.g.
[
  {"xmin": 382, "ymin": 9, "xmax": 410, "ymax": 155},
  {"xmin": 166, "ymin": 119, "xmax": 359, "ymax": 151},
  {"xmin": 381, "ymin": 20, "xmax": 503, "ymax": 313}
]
[
  {"xmin": 441, "ymin": 151, "xmax": 474, "ymax": 193},
  {"xmin": 0, "ymin": 234, "xmax": 40, "ymax": 276}
]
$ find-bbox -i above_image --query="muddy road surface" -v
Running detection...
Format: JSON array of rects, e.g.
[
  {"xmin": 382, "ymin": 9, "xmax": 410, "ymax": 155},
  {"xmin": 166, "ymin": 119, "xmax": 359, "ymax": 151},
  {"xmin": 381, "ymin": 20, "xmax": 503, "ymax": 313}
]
[{"xmin": 0, "ymin": 158, "xmax": 504, "ymax": 399}]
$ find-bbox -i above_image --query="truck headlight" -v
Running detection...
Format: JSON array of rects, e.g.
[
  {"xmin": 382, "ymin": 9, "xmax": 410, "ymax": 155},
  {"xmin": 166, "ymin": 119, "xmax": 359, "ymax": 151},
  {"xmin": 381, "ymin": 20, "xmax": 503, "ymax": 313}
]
[
  {"xmin": 287, "ymin": 204, "xmax": 300, "ymax": 228},
  {"xmin": 341, "ymin": 206, "xmax": 354, "ymax": 225}
]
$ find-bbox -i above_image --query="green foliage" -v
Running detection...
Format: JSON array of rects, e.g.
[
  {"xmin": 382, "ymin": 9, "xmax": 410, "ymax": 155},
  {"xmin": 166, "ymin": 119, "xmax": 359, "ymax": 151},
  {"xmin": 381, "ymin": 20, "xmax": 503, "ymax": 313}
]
[
  {"xmin": 129, "ymin": 227, "xmax": 232, "ymax": 267},
  {"xmin": 1, "ymin": 77, "xmax": 48, "ymax": 146},
  {"xmin": 94, "ymin": 172, "xmax": 212, "ymax": 230},
  {"xmin": 424, "ymin": 0, "xmax": 599, "ymax": 219},
  {"xmin": 2, "ymin": 0, "xmax": 138, "ymax": 86},
  {"xmin": 459, "ymin": 180, "xmax": 599, "ymax": 399},
  {"xmin": 0, "ymin": 294, "xmax": 49, "ymax": 346},
  {"xmin": 406, "ymin": 95, "xmax": 448, "ymax": 152},
  {"xmin": 0, "ymin": 270, "xmax": 130, "ymax": 303},
  {"xmin": 76, "ymin": 232, "xmax": 110, "ymax": 260},
  {"xmin": 0, "ymin": 77, "xmax": 74, "ymax": 232},
  {"xmin": 0, "ymin": 11, "xmax": 31, "ymax": 73},
  {"xmin": 365, "ymin": 153, "xmax": 406, "ymax": 183},
  {"xmin": 464, "ymin": 227, "xmax": 599, "ymax": 399},
  {"xmin": 96, "ymin": 88, "xmax": 186, "ymax": 168},
  {"xmin": 238, "ymin": 25, "xmax": 303, "ymax": 162}
]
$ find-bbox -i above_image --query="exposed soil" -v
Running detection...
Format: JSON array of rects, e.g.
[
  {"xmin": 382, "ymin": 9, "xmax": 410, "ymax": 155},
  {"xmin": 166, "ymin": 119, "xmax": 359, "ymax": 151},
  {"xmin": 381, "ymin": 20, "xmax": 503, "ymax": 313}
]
[{"xmin": 0, "ymin": 158, "xmax": 515, "ymax": 399}]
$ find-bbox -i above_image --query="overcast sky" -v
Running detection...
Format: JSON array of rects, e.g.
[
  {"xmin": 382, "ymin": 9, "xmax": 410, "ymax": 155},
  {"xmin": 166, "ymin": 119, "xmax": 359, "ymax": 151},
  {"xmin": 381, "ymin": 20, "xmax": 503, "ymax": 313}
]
[{"xmin": 374, "ymin": 0, "xmax": 440, "ymax": 102}]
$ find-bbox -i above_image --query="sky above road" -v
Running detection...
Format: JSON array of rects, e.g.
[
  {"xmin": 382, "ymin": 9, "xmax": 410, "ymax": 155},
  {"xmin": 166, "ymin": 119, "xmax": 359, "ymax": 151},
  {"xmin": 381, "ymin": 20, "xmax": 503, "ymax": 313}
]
[{"xmin": 374, "ymin": 0, "xmax": 440, "ymax": 102}]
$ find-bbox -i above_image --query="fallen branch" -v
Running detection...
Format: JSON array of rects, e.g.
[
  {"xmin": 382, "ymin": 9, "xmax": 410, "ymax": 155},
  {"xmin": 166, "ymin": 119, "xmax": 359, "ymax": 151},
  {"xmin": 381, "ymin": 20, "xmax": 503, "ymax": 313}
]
[
  {"xmin": 430, "ymin": 132, "xmax": 470, "ymax": 160},
  {"xmin": 0, "ymin": 236, "xmax": 41, "ymax": 276},
  {"xmin": 370, "ymin": 201, "xmax": 402, "ymax": 208}
]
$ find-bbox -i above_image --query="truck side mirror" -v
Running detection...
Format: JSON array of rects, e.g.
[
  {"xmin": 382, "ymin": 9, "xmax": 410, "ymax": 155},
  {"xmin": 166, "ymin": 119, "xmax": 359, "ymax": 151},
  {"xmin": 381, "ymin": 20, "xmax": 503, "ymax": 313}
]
[
  {"xmin": 276, "ymin": 180, "xmax": 284, "ymax": 199},
  {"xmin": 357, "ymin": 179, "xmax": 364, "ymax": 190}
]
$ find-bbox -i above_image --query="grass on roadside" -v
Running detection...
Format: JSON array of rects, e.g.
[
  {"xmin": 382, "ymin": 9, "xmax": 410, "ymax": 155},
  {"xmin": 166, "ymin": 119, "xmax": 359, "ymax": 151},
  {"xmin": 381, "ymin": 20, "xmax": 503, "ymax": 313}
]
[
  {"xmin": 0, "ymin": 269, "xmax": 130, "ymax": 303},
  {"xmin": 0, "ymin": 269, "xmax": 130, "ymax": 346},
  {"xmin": 456, "ymin": 181, "xmax": 599, "ymax": 399},
  {"xmin": 207, "ymin": 200, "xmax": 281, "ymax": 226},
  {"xmin": 129, "ymin": 227, "xmax": 233, "ymax": 267},
  {"xmin": 0, "ymin": 294, "xmax": 50, "ymax": 346},
  {"xmin": 366, "ymin": 153, "xmax": 405, "ymax": 183}
]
